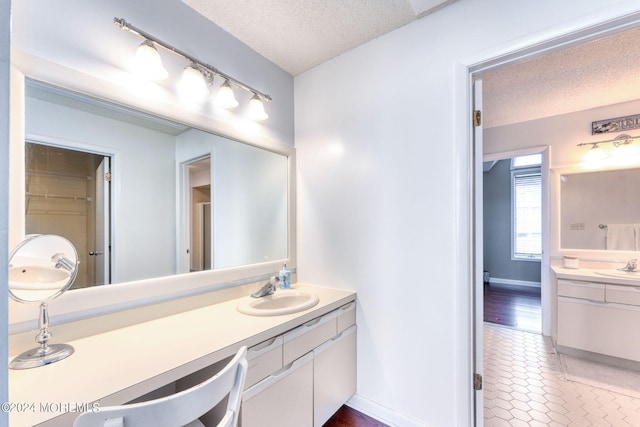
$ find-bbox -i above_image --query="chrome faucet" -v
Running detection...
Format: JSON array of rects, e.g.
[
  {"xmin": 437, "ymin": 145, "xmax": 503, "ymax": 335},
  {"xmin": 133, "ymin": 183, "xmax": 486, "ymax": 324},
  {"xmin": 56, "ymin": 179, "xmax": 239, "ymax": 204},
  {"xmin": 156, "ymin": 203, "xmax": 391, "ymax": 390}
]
[
  {"xmin": 620, "ymin": 259, "xmax": 638, "ymax": 272},
  {"xmin": 51, "ymin": 253, "xmax": 75, "ymax": 272},
  {"xmin": 251, "ymin": 276, "xmax": 279, "ymax": 298}
]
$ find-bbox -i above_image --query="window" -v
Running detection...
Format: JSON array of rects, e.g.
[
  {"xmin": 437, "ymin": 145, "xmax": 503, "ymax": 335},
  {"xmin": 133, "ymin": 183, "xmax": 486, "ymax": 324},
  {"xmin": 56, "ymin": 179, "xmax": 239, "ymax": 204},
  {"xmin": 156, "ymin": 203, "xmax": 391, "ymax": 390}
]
[{"xmin": 511, "ymin": 155, "xmax": 542, "ymax": 261}]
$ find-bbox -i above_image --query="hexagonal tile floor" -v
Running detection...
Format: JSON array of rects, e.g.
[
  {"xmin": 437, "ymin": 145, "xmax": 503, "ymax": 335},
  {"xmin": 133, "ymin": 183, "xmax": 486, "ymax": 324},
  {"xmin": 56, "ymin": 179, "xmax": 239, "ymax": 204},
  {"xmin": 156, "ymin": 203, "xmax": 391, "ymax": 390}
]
[{"xmin": 484, "ymin": 323, "xmax": 640, "ymax": 426}]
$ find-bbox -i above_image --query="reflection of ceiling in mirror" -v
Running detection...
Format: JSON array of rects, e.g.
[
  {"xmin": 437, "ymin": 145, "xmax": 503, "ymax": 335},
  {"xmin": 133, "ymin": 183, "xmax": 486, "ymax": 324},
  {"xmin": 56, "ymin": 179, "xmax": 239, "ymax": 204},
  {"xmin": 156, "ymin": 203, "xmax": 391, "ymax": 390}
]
[{"xmin": 26, "ymin": 79, "xmax": 189, "ymax": 136}]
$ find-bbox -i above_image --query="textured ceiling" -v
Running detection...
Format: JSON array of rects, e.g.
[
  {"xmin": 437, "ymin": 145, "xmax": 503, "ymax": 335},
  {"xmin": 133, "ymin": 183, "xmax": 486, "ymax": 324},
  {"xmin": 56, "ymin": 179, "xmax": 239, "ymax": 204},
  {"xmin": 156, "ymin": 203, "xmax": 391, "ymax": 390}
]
[
  {"xmin": 181, "ymin": 0, "xmax": 453, "ymax": 75},
  {"xmin": 482, "ymin": 26, "xmax": 640, "ymax": 129},
  {"xmin": 180, "ymin": 1, "xmax": 640, "ymax": 127}
]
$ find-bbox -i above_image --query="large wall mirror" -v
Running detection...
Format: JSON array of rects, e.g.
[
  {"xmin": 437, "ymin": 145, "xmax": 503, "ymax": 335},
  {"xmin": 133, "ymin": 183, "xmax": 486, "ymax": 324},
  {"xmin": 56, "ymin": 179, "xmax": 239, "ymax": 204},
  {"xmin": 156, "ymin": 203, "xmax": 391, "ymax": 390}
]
[
  {"xmin": 560, "ymin": 167, "xmax": 640, "ymax": 250},
  {"xmin": 19, "ymin": 79, "xmax": 290, "ymax": 290}
]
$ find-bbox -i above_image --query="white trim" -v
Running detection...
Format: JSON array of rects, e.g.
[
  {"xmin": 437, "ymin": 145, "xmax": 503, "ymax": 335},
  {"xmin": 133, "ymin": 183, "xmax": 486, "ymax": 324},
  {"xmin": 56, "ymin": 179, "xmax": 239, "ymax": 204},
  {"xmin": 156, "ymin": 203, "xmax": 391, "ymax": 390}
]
[
  {"xmin": 347, "ymin": 394, "xmax": 430, "ymax": 427},
  {"xmin": 488, "ymin": 278, "xmax": 541, "ymax": 289}
]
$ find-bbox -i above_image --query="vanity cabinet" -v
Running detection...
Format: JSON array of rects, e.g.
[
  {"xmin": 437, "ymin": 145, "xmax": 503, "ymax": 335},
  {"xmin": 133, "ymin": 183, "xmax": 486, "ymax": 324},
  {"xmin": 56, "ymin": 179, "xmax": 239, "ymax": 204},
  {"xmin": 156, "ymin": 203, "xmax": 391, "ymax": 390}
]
[
  {"xmin": 557, "ymin": 278, "xmax": 640, "ymax": 362},
  {"xmin": 241, "ymin": 302, "xmax": 357, "ymax": 427}
]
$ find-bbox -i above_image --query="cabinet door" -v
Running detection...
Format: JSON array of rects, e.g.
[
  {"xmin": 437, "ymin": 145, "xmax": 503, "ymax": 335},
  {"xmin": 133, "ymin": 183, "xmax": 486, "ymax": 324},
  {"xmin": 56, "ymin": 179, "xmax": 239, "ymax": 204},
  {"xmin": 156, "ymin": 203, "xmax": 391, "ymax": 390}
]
[
  {"xmin": 241, "ymin": 352, "xmax": 314, "ymax": 427},
  {"xmin": 313, "ymin": 325, "xmax": 357, "ymax": 427}
]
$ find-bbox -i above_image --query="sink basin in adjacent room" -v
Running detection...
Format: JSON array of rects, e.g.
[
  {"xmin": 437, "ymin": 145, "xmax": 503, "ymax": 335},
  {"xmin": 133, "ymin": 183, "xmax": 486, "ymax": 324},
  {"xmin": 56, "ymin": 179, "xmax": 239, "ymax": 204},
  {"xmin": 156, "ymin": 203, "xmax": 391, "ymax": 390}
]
[
  {"xmin": 8, "ymin": 266, "xmax": 70, "ymax": 289},
  {"xmin": 237, "ymin": 290, "xmax": 319, "ymax": 316},
  {"xmin": 594, "ymin": 270, "xmax": 640, "ymax": 280}
]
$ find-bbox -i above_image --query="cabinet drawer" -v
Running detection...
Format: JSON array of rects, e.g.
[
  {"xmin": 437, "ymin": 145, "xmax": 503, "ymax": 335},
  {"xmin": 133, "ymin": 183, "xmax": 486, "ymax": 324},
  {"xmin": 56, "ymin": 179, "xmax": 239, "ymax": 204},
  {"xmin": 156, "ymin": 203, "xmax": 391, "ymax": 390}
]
[
  {"xmin": 245, "ymin": 335, "xmax": 283, "ymax": 389},
  {"xmin": 607, "ymin": 284, "xmax": 640, "ymax": 307},
  {"xmin": 557, "ymin": 279, "xmax": 604, "ymax": 302},
  {"xmin": 283, "ymin": 311, "xmax": 337, "ymax": 365},
  {"xmin": 336, "ymin": 302, "xmax": 356, "ymax": 334}
]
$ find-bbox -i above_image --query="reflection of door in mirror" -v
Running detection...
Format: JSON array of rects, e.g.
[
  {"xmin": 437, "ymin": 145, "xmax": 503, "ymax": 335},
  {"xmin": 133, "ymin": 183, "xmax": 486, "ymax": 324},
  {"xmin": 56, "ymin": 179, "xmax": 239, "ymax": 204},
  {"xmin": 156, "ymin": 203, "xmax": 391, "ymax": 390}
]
[
  {"xmin": 186, "ymin": 157, "xmax": 211, "ymax": 272},
  {"xmin": 25, "ymin": 142, "xmax": 111, "ymax": 289}
]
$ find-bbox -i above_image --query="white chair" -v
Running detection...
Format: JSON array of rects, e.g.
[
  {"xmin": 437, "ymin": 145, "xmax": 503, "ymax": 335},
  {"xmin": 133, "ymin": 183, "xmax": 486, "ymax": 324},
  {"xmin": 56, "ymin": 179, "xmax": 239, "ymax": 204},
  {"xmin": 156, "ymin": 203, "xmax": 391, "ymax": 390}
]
[{"xmin": 73, "ymin": 347, "xmax": 247, "ymax": 427}]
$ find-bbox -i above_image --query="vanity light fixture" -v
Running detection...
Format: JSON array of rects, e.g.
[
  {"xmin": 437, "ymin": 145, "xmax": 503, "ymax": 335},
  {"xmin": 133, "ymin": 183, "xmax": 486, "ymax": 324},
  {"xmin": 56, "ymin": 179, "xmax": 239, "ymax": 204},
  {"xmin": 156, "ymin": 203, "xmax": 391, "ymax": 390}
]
[
  {"xmin": 178, "ymin": 63, "xmax": 209, "ymax": 104},
  {"xmin": 114, "ymin": 17, "xmax": 271, "ymax": 119},
  {"xmin": 247, "ymin": 93, "xmax": 269, "ymax": 121},
  {"xmin": 130, "ymin": 40, "xmax": 168, "ymax": 81},
  {"xmin": 577, "ymin": 133, "xmax": 640, "ymax": 167},
  {"xmin": 217, "ymin": 79, "xmax": 239, "ymax": 109}
]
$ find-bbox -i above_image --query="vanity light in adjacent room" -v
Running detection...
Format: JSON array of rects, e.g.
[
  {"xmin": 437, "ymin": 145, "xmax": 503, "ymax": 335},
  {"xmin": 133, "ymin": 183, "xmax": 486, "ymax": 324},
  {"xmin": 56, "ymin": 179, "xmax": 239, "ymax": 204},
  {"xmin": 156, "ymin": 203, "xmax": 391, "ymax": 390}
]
[
  {"xmin": 178, "ymin": 63, "xmax": 209, "ymax": 104},
  {"xmin": 130, "ymin": 40, "xmax": 168, "ymax": 81},
  {"xmin": 583, "ymin": 144, "xmax": 607, "ymax": 164},
  {"xmin": 247, "ymin": 93, "xmax": 269, "ymax": 121},
  {"xmin": 611, "ymin": 135, "xmax": 640, "ymax": 166},
  {"xmin": 217, "ymin": 79, "xmax": 239, "ymax": 109}
]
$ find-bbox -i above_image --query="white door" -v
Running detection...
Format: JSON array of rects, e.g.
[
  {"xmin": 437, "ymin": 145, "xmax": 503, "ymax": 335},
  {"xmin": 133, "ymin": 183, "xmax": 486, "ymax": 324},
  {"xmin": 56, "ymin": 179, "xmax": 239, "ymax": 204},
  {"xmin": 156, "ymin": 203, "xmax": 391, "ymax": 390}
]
[
  {"xmin": 94, "ymin": 157, "xmax": 111, "ymax": 285},
  {"xmin": 473, "ymin": 78, "xmax": 484, "ymax": 425}
]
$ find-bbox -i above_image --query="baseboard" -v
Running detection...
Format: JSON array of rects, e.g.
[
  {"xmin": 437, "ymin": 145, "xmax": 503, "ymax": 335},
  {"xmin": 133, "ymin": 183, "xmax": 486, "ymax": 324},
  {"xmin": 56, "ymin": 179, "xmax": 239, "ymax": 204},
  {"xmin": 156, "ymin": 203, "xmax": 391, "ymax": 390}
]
[
  {"xmin": 556, "ymin": 345, "xmax": 640, "ymax": 372},
  {"xmin": 347, "ymin": 393, "xmax": 431, "ymax": 427},
  {"xmin": 488, "ymin": 277, "xmax": 541, "ymax": 288}
]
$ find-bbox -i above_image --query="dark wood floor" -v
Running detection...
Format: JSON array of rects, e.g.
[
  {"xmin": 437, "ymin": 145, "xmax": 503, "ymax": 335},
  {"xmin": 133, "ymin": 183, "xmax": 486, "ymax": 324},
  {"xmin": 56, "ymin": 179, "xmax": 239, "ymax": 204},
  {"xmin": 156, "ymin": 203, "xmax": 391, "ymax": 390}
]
[
  {"xmin": 323, "ymin": 405, "xmax": 390, "ymax": 427},
  {"xmin": 483, "ymin": 283, "xmax": 541, "ymax": 333}
]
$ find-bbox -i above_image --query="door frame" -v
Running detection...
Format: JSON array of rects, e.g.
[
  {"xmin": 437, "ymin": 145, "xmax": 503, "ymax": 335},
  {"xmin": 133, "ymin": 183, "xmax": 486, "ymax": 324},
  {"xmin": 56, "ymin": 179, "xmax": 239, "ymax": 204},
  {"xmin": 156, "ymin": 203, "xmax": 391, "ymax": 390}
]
[
  {"xmin": 456, "ymin": 10, "xmax": 640, "ymax": 426},
  {"xmin": 24, "ymin": 133, "xmax": 119, "ymax": 283}
]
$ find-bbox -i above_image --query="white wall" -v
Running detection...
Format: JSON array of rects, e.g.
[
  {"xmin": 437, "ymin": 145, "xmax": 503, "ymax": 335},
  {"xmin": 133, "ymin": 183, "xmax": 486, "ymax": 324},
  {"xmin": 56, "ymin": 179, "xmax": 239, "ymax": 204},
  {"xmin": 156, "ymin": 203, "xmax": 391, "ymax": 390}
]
[
  {"xmin": 485, "ymin": 98, "xmax": 640, "ymax": 168},
  {"xmin": 0, "ymin": 0, "xmax": 10, "ymax": 422},
  {"xmin": 295, "ymin": 1, "xmax": 640, "ymax": 425}
]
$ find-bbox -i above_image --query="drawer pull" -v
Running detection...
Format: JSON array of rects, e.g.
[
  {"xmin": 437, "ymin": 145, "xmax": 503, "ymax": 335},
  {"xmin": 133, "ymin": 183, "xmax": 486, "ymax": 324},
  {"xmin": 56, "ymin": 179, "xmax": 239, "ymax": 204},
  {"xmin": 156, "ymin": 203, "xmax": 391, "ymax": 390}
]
[
  {"xmin": 303, "ymin": 317, "xmax": 322, "ymax": 327},
  {"xmin": 340, "ymin": 302, "xmax": 355, "ymax": 311},
  {"xmin": 249, "ymin": 337, "xmax": 278, "ymax": 353}
]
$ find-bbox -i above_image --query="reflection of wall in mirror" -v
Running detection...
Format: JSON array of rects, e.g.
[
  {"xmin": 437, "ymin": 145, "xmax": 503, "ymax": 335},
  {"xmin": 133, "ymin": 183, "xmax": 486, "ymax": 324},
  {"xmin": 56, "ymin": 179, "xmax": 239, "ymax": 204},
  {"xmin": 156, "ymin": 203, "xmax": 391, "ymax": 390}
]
[
  {"xmin": 26, "ymin": 93, "xmax": 177, "ymax": 283},
  {"xmin": 560, "ymin": 168, "xmax": 640, "ymax": 249},
  {"xmin": 176, "ymin": 129, "xmax": 288, "ymax": 270}
]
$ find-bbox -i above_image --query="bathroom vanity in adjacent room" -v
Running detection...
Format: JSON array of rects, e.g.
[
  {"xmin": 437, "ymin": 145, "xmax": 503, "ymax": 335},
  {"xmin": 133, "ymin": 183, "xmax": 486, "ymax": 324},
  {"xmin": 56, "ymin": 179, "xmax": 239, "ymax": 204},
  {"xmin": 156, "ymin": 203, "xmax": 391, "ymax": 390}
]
[{"xmin": 553, "ymin": 266, "xmax": 640, "ymax": 365}]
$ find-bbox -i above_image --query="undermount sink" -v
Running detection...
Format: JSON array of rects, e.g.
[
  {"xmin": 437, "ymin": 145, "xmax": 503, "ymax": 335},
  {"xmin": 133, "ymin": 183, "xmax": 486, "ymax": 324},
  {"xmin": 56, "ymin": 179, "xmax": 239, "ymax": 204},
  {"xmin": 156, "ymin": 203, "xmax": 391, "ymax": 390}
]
[
  {"xmin": 237, "ymin": 289, "xmax": 319, "ymax": 316},
  {"xmin": 8, "ymin": 266, "xmax": 70, "ymax": 290},
  {"xmin": 594, "ymin": 269, "xmax": 640, "ymax": 280}
]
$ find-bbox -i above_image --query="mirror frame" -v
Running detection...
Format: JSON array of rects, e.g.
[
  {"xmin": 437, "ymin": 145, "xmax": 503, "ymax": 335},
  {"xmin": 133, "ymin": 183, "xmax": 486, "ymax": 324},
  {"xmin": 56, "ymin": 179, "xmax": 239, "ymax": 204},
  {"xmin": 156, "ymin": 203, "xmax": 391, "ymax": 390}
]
[
  {"xmin": 9, "ymin": 50, "xmax": 297, "ymax": 330},
  {"xmin": 552, "ymin": 163, "xmax": 640, "ymax": 258}
]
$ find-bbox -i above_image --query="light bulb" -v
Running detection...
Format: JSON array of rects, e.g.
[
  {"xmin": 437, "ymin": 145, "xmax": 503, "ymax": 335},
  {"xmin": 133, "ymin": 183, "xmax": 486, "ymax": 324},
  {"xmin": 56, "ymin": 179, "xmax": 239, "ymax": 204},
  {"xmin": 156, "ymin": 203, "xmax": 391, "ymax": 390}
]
[
  {"xmin": 217, "ymin": 80, "xmax": 239, "ymax": 109},
  {"xmin": 177, "ymin": 64, "xmax": 208, "ymax": 104},
  {"xmin": 130, "ymin": 40, "xmax": 168, "ymax": 81},
  {"xmin": 582, "ymin": 144, "xmax": 607, "ymax": 168},
  {"xmin": 611, "ymin": 141, "xmax": 640, "ymax": 166},
  {"xmin": 247, "ymin": 94, "xmax": 268, "ymax": 121}
]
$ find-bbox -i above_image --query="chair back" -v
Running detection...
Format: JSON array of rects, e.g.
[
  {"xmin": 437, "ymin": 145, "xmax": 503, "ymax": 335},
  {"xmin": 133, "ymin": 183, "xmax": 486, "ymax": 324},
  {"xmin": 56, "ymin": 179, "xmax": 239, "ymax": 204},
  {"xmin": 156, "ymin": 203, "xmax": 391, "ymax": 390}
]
[{"xmin": 73, "ymin": 346, "xmax": 248, "ymax": 427}]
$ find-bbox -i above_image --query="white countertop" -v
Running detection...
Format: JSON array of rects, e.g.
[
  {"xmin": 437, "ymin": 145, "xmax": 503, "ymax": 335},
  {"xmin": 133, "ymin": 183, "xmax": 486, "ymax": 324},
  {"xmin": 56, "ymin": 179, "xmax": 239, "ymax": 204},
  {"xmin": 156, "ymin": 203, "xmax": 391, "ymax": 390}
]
[
  {"xmin": 552, "ymin": 266, "xmax": 640, "ymax": 287},
  {"xmin": 8, "ymin": 283, "xmax": 356, "ymax": 427}
]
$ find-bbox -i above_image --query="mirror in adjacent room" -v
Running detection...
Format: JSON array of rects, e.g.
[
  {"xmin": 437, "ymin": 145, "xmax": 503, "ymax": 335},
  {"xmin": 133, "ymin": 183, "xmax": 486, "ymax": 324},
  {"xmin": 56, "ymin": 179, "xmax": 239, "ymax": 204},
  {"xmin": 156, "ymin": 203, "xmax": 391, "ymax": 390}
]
[
  {"xmin": 22, "ymin": 79, "xmax": 290, "ymax": 289},
  {"xmin": 560, "ymin": 167, "xmax": 640, "ymax": 250},
  {"xmin": 8, "ymin": 234, "xmax": 78, "ymax": 368}
]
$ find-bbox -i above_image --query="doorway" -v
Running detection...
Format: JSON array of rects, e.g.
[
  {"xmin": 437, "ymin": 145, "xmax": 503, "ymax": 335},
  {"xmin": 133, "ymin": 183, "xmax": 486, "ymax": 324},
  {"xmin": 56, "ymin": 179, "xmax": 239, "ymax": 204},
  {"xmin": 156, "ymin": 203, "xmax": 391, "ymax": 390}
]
[
  {"xmin": 470, "ymin": 17, "xmax": 640, "ymax": 427},
  {"xmin": 25, "ymin": 142, "xmax": 111, "ymax": 288},
  {"xmin": 183, "ymin": 156, "xmax": 212, "ymax": 272},
  {"xmin": 482, "ymin": 153, "xmax": 543, "ymax": 334}
]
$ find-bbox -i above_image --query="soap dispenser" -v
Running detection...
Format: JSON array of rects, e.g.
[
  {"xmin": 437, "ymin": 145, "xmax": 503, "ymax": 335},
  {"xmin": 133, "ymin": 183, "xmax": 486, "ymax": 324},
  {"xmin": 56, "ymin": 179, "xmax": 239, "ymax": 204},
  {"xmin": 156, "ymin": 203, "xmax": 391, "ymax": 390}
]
[{"xmin": 279, "ymin": 263, "xmax": 291, "ymax": 289}]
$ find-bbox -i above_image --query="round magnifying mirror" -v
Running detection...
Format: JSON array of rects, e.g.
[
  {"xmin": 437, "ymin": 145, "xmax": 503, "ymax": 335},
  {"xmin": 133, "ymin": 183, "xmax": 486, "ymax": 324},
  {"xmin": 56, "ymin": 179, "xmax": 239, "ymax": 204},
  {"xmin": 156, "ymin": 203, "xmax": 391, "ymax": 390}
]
[{"xmin": 8, "ymin": 234, "xmax": 79, "ymax": 369}]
